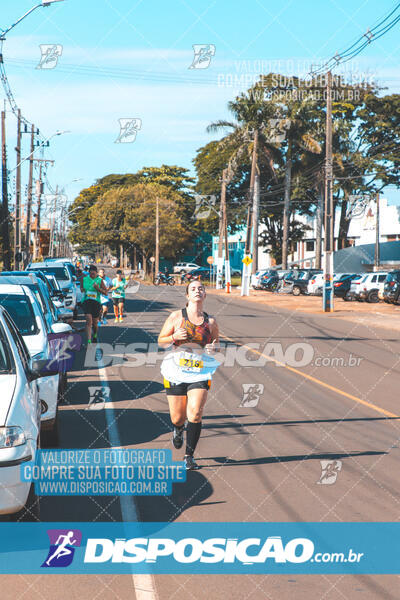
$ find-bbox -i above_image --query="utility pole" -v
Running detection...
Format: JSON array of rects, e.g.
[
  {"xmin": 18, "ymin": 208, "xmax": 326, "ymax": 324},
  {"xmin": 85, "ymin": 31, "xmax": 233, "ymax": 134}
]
[
  {"xmin": 1, "ymin": 107, "xmax": 11, "ymax": 270},
  {"xmin": 244, "ymin": 128, "xmax": 258, "ymax": 256},
  {"xmin": 281, "ymin": 142, "xmax": 292, "ymax": 270},
  {"xmin": 216, "ymin": 171, "xmax": 227, "ymax": 289},
  {"xmin": 251, "ymin": 173, "xmax": 260, "ymax": 274},
  {"xmin": 155, "ymin": 196, "xmax": 159, "ymax": 277},
  {"xmin": 222, "ymin": 170, "xmax": 231, "ymax": 291},
  {"xmin": 323, "ymin": 71, "xmax": 334, "ymax": 312},
  {"xmin": 315, "ymin": 181, "xmax": 323, "ymax": 269},
  {"xmin": 25, "ymin": 124, "xmax": 34, "ymax": 266},
  {"xmin": 33, "ymin": 163, "xmax": 43, "ymax": 260},
  {"xmin": 14, "ymin": 109, "xmax": 21, "ymax": 270},
  {"xmin": 241, "ymin": 129, "xmax": 258, "ymax": 296},
  {"xmin": 374, "ymin": 192, "xmax": 380, "ymax": 269}
]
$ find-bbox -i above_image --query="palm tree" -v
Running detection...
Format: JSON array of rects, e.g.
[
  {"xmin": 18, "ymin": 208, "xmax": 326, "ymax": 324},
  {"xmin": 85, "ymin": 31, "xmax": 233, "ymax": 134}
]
[{"xmin": 207, "ymin": 90, "xmax": 282, "ymax": 272}]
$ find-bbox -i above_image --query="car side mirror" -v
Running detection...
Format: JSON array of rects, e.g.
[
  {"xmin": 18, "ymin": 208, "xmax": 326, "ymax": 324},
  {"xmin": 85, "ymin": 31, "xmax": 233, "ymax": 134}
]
[
  {"xmin": 30, "ymin": 358, "xmax": 58, "ymax": 379},
  {"xmin": 51, "ymin": 322, "xmax": 72, "ymax": 334}
]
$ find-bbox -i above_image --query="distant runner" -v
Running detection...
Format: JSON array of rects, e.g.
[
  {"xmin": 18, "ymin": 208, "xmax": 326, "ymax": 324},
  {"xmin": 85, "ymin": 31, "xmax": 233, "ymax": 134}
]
[
  {"xmin": 110, "ymin": 269, "xmax": 129, "ymax": 322},
  {"xmin": 98, "ymin": 268, "xmax": 112, "ymax": 325},
  {"xmin": 158, "ymin": 280, "xmax": 220, "ymax": 470},
  {"xmin": 80, "ymin": 265, "xmax": 108, "ymax": 343}
]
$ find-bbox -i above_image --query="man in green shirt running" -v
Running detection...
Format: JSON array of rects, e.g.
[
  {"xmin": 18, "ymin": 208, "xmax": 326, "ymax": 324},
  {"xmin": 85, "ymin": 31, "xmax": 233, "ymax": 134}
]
[{"xmin": 80, "ymin": 265, "xmax": 109, "ymax": 343}]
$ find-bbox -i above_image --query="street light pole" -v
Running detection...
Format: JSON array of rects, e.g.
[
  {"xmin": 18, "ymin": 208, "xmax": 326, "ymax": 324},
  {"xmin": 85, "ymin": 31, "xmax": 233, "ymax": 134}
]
[
  {"xmin": 155, "ymin": 197, "xmax": 159, "ymax": 277},
  {"xmin": 14, "ymin": 109, "xmax": 21, "ymax": 270},
  {"xmin": 0, "ymin": 1, "xmax": 64, "ymax": 39},
  {"xmin": 25, "ymin": 124, "xmax": 35, "ymax": 266},
  {"xmin": 374, "ymin": 193, "xmax": 380, "ymax": 269},
  {"xmin": 1, "ymin": 107, "xmax": 11, "ymax": 270},
  {"xmin": 323, "ymin": 70, "xmax": 334, "ymax": 312}
]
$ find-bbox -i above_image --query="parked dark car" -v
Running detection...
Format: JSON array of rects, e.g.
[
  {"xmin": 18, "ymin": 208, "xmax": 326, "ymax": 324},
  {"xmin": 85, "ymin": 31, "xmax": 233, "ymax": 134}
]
[
  {"xmin": 383, "ymin": 270, "xmax": 400, "ymax": 303},
  {"xmin": 259, "ymin": 271, "xmax": 280, "ymax": 291},
  {"xmin": 187, "ymin": 267, "xmax": 211, "ymax": 279},
  {"xmin": 333, "ymin": 274, "xmax": 361, "ymax": 299},
  {"xmin": 290, "ymin": 270, "xmax": 323, "ymax": 296}
]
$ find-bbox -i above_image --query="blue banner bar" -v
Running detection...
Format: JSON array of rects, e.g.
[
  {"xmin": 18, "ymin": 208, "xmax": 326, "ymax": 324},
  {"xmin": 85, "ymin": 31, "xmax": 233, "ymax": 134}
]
[{"xmin": 0, "ymin": 522, "xmax": 398, "ymax": 574}]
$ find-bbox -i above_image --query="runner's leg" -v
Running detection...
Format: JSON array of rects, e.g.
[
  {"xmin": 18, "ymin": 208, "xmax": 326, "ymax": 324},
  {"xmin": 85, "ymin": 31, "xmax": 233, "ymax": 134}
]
[
  {"xmin": 167, "ymin": 395, "xmax": 187, "ymax": 428},
  {"xmin": 85, "ymin": 313, "xmax": 93, "ymax": 341},
  {"xmin": 185, "ymin": 388, "xmax": 208, "ymax": 457}
]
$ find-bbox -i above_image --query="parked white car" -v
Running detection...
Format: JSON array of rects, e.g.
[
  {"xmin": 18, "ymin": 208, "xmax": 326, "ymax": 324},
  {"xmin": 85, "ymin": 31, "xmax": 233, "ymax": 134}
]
[
  {"xmin": 356, "ymin": 272, "xmax": 388, "ymax": 302},
  {"xmin": 46, "ymin": 259, "xmax": 83, "ymax": 307},
  {"xmin": 0, "ymin": 305, "xmax": 50, "ymax": 518},
  {"xmin": 173, "ymin": 262, "xmax": 201, "ymax": 274},
  {"xmin": 27, "ymin": 262, "xmax": 77, "ymax": 315},
  {"xmin": 0, "ymin": 284, "xmax": 72, "ymax": 446},
  {"xmin": 307, "ymin": 273, "xmax": 325, "ymax": 295},
  {"xmin": 307, "ymin": 273, "xmax": 354, "ymax": 295}
]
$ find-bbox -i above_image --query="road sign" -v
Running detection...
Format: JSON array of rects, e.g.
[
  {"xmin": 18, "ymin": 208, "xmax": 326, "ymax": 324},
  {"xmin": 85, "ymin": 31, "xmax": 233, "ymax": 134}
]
[
  {"xmin": 149, "ymin": 256, "xmax": 155, "ymax": 263},
  {"xmin": 207, "ymin": 256, "xmax": 214, "ymax": 265},
  {"xmin": 242, "ymin": 255, "xmax": 253, "ymax": 266}
]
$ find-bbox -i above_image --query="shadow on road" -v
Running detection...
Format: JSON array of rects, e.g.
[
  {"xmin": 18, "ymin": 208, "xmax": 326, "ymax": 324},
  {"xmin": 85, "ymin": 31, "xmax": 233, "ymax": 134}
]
[{"xmin": 205, "ymin": 450, "xmax": 387, "ymax": 467}]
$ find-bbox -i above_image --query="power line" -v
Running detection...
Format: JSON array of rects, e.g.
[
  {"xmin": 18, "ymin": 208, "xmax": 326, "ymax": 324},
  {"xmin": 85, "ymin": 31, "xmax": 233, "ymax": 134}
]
[{"xmin": 310, "ymin": 2, "xmax": 400, "ymax": 75}]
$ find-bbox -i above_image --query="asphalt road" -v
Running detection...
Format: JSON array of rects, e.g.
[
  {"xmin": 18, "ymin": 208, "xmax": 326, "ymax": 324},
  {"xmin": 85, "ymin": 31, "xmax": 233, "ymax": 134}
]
[{"xmin": 3, "ymin": 283, "xmax": 400, "ymax": 599}]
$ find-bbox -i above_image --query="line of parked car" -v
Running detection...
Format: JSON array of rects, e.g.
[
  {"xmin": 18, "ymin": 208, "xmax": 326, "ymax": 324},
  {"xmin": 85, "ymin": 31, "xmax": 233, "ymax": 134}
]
[
  {"xmin": 252, "ymin": 268, "xmax": 400, "ymax": 304},
  {"xmin": 0, "ymin": 257, "xmax": 81, "ymax": 520}
]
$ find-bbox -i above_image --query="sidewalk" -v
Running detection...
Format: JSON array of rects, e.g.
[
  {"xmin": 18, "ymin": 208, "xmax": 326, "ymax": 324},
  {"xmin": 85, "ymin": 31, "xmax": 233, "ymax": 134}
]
[{"xmin": 207, "ymin": 285, "xmax": 400, "ymax": 334}]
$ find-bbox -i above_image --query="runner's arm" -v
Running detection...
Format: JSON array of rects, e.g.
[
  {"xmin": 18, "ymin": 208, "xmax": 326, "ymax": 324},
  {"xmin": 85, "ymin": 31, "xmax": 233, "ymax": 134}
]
[{"xmin": 158, "ymin": 311, "xmax": 186, "ymax": 347}]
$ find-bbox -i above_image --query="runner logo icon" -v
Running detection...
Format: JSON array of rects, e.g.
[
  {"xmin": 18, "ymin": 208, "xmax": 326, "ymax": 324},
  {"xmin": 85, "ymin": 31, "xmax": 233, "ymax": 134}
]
[
  {"xmin": 42, "ymin": 529, "xmax": 82, "ymax": 567},
  {"xmin": 317, "ymin": 460, "xmax": 342, "ymax": 485},
  {"xmin": 240, "ymin": 384, "xmax": 264, "ymax": 407},
  {"xmin": 86, "ymin": 386, "xmax": 110, "ymax": 410}
]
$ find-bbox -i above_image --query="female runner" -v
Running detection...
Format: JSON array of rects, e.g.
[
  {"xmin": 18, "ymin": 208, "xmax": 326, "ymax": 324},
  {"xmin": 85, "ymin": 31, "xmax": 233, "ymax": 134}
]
[{"xmin": 158, "ymin": 280, "xmax": 220, "ymax": 470}]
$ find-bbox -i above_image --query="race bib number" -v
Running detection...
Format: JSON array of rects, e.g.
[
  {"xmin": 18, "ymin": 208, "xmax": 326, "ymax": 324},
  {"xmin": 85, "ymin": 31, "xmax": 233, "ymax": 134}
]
[
  {"xmin": 86, "ymin": 291, "xmax": 97, "ymax": 300},
  {"xmin": 176, "ymin": 352, "xmax": 204, "ymax": 373}
]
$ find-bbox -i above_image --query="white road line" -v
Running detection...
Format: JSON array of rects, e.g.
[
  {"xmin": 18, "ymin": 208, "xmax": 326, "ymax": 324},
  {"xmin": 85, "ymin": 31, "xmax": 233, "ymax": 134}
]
[{"xmin": 97, "ymin": 356, "xmax": 158, "ymax": 600}]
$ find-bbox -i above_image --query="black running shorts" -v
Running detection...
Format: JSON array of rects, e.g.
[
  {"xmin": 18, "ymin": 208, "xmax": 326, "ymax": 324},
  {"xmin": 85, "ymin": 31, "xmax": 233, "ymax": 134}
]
[
  {"xmin": 82, "ymin": 299, "xmax": 102, "ymax": 318},
  {"xmin": 163, "ymin": 379, "xmax": 211, "ymax": 396}
]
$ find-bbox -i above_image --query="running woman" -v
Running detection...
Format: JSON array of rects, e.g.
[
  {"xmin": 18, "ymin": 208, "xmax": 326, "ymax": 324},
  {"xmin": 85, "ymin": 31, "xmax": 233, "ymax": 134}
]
[
  {"xmin": 110, "ymin": 269, "xmax": 129, "ymax": 322},
  {"xmin": 158, "ymin": 280, "xmax": 220, "ymax": 470},
  {"xmin": 98, "ymin": 268, "xmax": 112, "ymax": 325},
  {"xmin": 80, "ymin": 265, "xmax": 108, "ymax": 343}
]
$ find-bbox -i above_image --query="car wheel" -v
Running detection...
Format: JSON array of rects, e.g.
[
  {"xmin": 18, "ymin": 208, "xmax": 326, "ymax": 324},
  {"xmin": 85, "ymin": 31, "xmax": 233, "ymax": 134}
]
[
  {"xmin": 367, "ymin": 291, "xmax": 379, "ymax": 303},
  {"xmin": 292, "ymin": 286, "xmax": 301, "ymax": 296},
  {"xmin": 10, "ymin": 483, "xmax": 40, "ymax": 522},
  {"xmin": 42, "ymin": 405, "xmax": 60, "ymax": 448},
  {"xmin": 58, "ymin": 373, "xmax": 67, "ymax": 404}
]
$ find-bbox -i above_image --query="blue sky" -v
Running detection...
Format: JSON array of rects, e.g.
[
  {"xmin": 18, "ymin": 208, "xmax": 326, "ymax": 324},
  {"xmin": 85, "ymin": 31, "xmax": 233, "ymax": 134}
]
[{"xmin": 2, "ymin": 0, "xmax": 400, "ymax": 211}]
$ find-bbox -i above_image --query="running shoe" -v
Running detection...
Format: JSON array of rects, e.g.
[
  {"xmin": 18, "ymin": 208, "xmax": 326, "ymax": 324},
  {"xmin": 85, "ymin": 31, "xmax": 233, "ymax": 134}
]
[
  {"xmin": 184, "ymin": 455, "xmax": 200, "ymax": 470},
  {"xmin": 88, "ymin": 339, "xmax": 92, "ymax": 344},
  {"xmin": 93, "ymin": 333, "xmax": 98, "ymax": 342},
  {"xmin": 119, "ymin": 315, "xmax": 123, "ymax": 322},
  {"xmin": 172, "ymin": 426, "xmax": 184, "ymax": 449},
  {"xmin": 114, "ymin": 317, "xmax": 118, "ymax": 323},
  {"xmin": 102, "ymin": 318, "xmax": 107, "ymax": 325}
]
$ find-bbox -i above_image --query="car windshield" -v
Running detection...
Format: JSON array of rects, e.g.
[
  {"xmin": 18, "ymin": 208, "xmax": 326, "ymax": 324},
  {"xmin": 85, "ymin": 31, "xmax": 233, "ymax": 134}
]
[
  {"xmin": 0, "ymin": 325, "xmax": 13, "ymax": 373},
  {"xmin": 0, "ymin": 295, "xmax": 38, "ymax": 336},
  {"xmin": 29, "ymin": 266, "xmax": 69, "ymax": 281}
]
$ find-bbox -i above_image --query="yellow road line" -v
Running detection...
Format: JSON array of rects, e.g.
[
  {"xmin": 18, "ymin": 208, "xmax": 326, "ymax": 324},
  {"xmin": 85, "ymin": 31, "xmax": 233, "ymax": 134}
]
[
  {"xmin": 221, "ymin": 331, "xmax": 400, "ymax": 419},
  {"xmin": 134, "ymin": 291, "xmax": 399, "ymax": 419}
]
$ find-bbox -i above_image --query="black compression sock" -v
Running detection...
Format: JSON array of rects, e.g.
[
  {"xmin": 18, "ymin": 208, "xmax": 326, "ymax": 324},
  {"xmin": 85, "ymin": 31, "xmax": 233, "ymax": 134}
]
[{"xmin": 185, "ymin": 421, "xmax": 202, "ymax": 456}]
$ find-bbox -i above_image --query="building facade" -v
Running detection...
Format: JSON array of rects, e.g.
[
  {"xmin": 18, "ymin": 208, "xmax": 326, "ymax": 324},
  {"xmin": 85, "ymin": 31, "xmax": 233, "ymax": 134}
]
[{"xmin": 212, "ymin": 197, "xmax": 400, "ymax": 271}]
